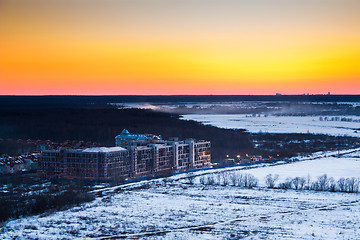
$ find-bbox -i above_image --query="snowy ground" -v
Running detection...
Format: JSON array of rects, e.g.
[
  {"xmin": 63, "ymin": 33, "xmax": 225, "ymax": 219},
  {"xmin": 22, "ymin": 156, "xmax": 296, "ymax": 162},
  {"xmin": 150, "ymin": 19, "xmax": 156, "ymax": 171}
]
[
  {"xmin": 181, "ymin": 114, "xmax": 360, "ymax": 137},
  {"xmin": 237, "ymin": 157, "xmax": 360, "ymax": 186},
  {"xmin": 1, "ymin": 184, "xmax": 359, "ymax": 239},
  {"xmin": 1, "ymin": 150, "xmax": 360, "ymax": 240}
]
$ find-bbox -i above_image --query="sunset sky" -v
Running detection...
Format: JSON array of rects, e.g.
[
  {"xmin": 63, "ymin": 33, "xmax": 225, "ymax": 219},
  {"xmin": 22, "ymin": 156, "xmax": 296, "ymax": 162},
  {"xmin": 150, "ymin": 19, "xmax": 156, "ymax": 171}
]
[{"xmin": 1, "ymin": 0, "xmax": 359, "ymax": 95}]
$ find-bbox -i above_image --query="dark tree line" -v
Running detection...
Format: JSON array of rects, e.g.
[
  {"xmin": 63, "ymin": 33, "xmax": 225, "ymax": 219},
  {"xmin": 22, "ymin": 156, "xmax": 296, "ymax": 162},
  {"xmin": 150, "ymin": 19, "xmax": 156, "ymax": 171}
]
[
  {"xmin": 1, "ymin": 107, "xmax": 359, "ymax": 161},
  {"xmin": 0, "ymin": 108, "xmax": 252, "ymax": 162},
  {"xmin": 197, "ymin": 172, "xmax": 360, "ymax": 193},
  {"xmin": 251, "ymin": 133, "xmax": 360, "ymax": 158},
  {"xmin": 265, "ymin": 174, "xmax": 360, "ymax": 193}
]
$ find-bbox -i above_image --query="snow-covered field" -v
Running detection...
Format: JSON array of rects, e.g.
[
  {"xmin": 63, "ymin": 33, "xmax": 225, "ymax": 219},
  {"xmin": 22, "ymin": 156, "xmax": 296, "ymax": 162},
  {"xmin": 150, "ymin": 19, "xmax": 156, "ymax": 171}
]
[
  {"xmin": 2, "ymin": 151, "xmax": 360, "ymax": 240},
  {"xmin": 237, "ymin": 157, "xmax": 360, "ymax": 186},
  {"xmin": 181, "ymin": 114, "xmax": 360, "ymax": 137},
  {"xmin": 2, "ymin": 184, "xmax": 360, "ymax": 239}
]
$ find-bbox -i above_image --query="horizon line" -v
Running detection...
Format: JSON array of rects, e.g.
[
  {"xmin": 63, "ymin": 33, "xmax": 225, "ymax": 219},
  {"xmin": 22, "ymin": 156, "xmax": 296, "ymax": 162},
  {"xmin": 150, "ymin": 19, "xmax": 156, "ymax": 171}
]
[{"xmin": 1, "ymin": 94, "xmax": 360, "ymax": 97}]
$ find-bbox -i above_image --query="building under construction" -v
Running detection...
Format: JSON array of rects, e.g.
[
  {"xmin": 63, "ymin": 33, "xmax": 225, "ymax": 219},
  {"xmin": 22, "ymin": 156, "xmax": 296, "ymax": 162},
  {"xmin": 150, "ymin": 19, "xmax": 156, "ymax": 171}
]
[
  {"xmin": 39, "ymin": 129, "xmax": 211, "ymax": 181},
  {"xmin": 38, "ymin": 147, "xmax": 131, "ymax": 181}
]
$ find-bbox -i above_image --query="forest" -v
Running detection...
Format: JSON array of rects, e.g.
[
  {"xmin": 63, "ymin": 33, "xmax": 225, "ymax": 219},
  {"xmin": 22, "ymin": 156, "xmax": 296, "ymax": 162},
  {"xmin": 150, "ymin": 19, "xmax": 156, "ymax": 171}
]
[
  {"xmin": 0, "ymin": 107, "xmax": 252, "ymax": 161},
  {"xmin": 1, "ymin": 105, "xmax": 359, "ymax": 161}
]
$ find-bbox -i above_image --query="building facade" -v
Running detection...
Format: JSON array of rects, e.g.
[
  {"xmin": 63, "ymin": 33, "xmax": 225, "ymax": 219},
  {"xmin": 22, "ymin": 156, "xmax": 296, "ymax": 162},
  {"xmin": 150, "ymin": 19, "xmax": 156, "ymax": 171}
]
[
  {"xmin": 38, "ymin": 147, "xmax": 131, "ymax": 181},
  {"xmin": 116, "ymin": 129, "xmax": 211, "ymax": 173},
  {"xmin": 38, "ymin": 130, "xmax": 211, "ymax": 180}
]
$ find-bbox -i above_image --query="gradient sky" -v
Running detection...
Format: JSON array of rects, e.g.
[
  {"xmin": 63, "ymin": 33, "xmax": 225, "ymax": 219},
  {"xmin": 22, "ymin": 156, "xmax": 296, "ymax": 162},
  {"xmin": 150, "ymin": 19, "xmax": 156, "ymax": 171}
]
[{"xmin": 1, "ymin": 0, "xmax": 359, "ymax": 95}]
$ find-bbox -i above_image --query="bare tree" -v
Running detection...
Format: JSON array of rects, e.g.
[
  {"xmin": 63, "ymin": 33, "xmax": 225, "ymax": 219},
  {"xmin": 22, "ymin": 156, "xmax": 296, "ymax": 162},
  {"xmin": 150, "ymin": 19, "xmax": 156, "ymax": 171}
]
[
  {"xmin": 162, "ymin": 178, "xmax": 168, "ymax": 187},
  {"xmin": 337, "ymin": 178, "xmax": 346, "ymax": 192},
  {"xmin": 278, "ymin": 178, "xmax": 292, "ymax": 189},
  {"xmin": 265, "ymin": 174, "xmax": 279, "ymax": 188},
  {"xmin": 199, "ymin": 176, "xmax": 206, "ymax": 185},
  {"xmin": 185, "ymin": 172, "xmax": 195, "ymax": 185},
  {"xmin": 229, "ymin": 173, "xmax": 238, "ymax": 186},
  {"xmin": 243, "ymin": 174, "xmax": 258, "ymax": 189},
  {"xmin": 220, "ymin": 172, "xmax": 229, "ymax": 186},
  {"xmin": 328, "ymin": 177, "xmax": 336, "ymax": 192},
  {"xmin": 316, "ymin": 174, "xmax": 330, "ymax": 191},
  {"xmin": 292, "ymin": 177, "xmax": 306, "ymax": 190},
  {"xmin": 346, "ymin": 177, "xmax": 358, "ymax": 193},
  {"xmin": 248, "ymin": 175, "xmax": 258, "ymax": 188},
  {"xmin": 242, "ymin": 174, "xmax": 249, "ymax": 188},
  {"xmin": 206, "ymin": 175, "xmax": 215, "ymax": 185},
  {"xmin": 305, "ymin": 174, "xmax": 311, "ymax": 190},
  {"xmin": 216, "ymin": 174, "xmax": 221, "ymax": 185},
  {"xmin": 237, "ymin": 174, "xmax": 244, "ymax": 187}
]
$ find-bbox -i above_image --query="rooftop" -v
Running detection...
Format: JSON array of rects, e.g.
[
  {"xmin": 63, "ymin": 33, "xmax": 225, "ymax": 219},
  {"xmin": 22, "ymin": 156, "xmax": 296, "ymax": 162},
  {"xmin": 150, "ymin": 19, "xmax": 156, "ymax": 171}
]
[
  {"xmin": 82, "ymin": 147, "xmax": 127, "ymax": 153},
  {"xmin": 115, "ymin": 129, "xmax": 161, "ymax": 141}
]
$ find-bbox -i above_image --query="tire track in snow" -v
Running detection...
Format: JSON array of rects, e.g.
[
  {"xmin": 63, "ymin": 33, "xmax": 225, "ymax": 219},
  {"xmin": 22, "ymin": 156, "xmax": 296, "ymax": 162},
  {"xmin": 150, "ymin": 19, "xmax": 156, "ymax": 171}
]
[{"xmin": 91, "ymin": 199, "xmax": 360, "ymax": 239}]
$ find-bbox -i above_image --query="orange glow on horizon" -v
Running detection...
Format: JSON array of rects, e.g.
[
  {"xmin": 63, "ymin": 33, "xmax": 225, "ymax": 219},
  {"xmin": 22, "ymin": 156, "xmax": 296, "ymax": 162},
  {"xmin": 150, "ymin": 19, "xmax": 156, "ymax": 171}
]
[{"xmin": 1, "ymin": 0, "xmax": 359, "ymax": 95}]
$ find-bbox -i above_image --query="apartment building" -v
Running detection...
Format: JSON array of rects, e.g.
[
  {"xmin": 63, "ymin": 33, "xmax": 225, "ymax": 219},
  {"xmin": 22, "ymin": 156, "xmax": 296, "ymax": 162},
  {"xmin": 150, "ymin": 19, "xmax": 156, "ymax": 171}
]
[
  {"xmin": 38, "ymin": 129, "xmax": 211, "ymax": 181},
  {"xmin": 152, "ymin": 144, "xmax": 173, "ymax": 175},
  {"xmin": 38, "ymin": 147, "xmax": 131, "ymax": 181},
  {"xmin": 116, "ymin": 129, "xmax": 211, "ymax": 173},
  {"xmin": 193, "ymin": 140, "xmax": 212, "ymax": 169},
  {"xmin": 130, "ymin": 145, "xmax": 154, "ymax": 177}
]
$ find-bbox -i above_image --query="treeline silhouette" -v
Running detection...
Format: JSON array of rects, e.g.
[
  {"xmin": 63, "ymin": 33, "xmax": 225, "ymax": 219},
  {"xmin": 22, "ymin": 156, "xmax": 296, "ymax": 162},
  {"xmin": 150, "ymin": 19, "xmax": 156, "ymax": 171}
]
[
  {"xmin": 1, "ymin": 95, "xmax": 359, "ymax": 110},
  {"xmin": 251, "ymin": 133, "xmax": 360, "ymax": 158},
  {"xmin": 0, "ymin": 108, "xmax": 253, "ymax": 161},
  {"xmin": 1, "ymin": 107, "xmax": 359, "ymax": 160}
]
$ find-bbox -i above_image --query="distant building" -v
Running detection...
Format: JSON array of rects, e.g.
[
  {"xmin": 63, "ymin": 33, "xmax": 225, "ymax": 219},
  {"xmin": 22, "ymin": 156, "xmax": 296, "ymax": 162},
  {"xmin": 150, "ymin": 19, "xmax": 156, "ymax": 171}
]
[
  {"xmin": 131, "ymin": 145, "xmax": 155, "ymax": 177},
  {"xmin": 38, "ymin": 129, "xmax": 211, "ymax": 181},
  {"xmin": 115, "ymin": 129, "xmax": 161, "ymax": 147},
  {"xmin": 250, "ymin": 155, "xmax": 263, "ymax": 162},
  {"xmin": 152, "ymin": 144, "xmax": 173, "ymax": 175},
  {"xmin": 192, "ymin": 140, "xmax": 211, "ymax": 169},
  {"xmin": 115, "ymin": 129, "xmax": 211, "ymax": 174},
  {"xmin": 38, "ymin": 147, "xmax": 131, "ymax": 181},
  {"xmin": 0, "ymin": 153, "xmax": 39, "ymax": 175}
]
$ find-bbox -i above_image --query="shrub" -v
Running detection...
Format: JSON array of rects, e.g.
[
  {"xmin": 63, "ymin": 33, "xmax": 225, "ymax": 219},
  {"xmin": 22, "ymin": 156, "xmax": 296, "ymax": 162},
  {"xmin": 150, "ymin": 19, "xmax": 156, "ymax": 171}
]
[
  {"xmin": 199, "ymin": 176, "xmax": 206, "ymax": 185},
  {"xmin": 185, "ymin": 172, "xmax": 195, "ymax": 185},
  {"xmin": 220, "ymin": 172, "xmax": 229, "ymax": 186},
  {"xmin": 278, "ymin": 178, "xmax": 293, "ymax": 190},
  {"xmin": 206, "ymin": 175, "xmax": 215, "ymax": 185}
]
